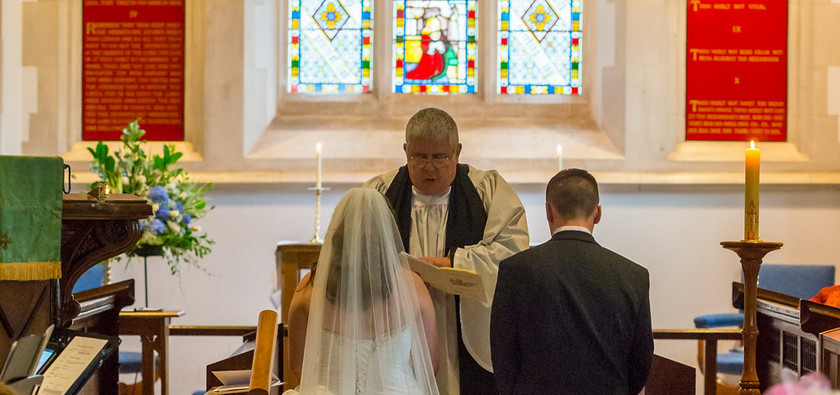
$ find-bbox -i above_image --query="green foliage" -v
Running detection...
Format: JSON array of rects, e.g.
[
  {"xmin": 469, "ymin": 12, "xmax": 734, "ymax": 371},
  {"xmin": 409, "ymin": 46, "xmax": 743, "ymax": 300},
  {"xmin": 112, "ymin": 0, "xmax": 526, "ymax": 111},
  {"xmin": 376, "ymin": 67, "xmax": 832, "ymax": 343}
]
[{"xmin": 88, "ymin": 119, "xmax": 214, "ymax": 275}]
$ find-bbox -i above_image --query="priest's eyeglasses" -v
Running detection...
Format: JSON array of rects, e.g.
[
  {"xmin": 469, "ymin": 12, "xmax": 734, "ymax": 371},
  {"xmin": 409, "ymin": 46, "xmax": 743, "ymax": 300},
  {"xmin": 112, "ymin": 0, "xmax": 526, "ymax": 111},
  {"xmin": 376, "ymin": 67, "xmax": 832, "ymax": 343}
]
[{"xmin": 408, "ymin": 155, "xmax": 452, "ymax": 168}]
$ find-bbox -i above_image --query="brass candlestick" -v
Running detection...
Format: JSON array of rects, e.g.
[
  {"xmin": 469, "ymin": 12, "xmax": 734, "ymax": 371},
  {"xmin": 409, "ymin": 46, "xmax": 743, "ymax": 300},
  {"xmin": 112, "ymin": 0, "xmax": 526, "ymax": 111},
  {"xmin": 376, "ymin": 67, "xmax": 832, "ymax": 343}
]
[
  {"xmin": 721, "ymin": 240, "xmax": 783, "ymax": 395},
  {"xmin": 308, "ymin": 187, "xmax": 329, "ymax": 243}
]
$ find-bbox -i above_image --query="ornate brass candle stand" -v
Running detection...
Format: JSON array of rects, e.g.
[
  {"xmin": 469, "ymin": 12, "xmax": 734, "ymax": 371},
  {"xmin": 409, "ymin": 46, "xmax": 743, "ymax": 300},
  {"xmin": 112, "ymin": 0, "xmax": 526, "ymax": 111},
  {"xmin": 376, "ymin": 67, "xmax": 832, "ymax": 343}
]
[
  {"xmin": 308, "ymin": 186, "xmax": 329, "ymax": 243},
  {"xmin": 721, "ymin": 240, "xmax": 783, "ymax": 394}
]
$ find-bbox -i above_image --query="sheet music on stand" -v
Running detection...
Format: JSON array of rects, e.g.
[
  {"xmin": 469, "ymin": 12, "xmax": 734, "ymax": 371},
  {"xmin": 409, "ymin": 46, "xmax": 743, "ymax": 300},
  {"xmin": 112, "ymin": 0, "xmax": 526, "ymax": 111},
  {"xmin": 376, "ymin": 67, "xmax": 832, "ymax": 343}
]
[{"xmin": 11, "ymin": 327, "xmax": 121, "ymax": 395}]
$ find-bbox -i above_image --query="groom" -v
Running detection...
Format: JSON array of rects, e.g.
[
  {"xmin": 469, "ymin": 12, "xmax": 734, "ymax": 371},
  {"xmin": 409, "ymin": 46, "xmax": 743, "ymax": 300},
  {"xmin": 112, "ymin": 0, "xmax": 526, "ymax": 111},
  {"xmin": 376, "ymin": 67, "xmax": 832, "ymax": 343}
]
[
  {"xmin": 364, "ymin": 107, "xmax": 529, "ymax": 394},
  {"xmin": 491, "ymin": 168, "xmax": 653, "ymax": 394}
]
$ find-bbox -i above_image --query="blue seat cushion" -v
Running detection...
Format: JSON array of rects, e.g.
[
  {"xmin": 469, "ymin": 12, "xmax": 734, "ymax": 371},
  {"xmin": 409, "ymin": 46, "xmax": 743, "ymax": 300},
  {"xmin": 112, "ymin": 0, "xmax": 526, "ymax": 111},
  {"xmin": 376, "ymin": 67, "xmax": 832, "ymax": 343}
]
[
  {"xmin": 192, "ymin": 392, "xmax": 205, "ymax": 395},
  {"xmin": 758, "ymin": 264, "xmax": 835, "ymax": 300},
  {"xmin": 717, "ymin": 352, "xmax": 743, "ymax": 375},
  {"xmin": 694, "ymin": 313, "xmax": 744, "ymax": 328},
  {"xmin": 119, "ymin": 351, "xmax": 159, "ymax": 374}
]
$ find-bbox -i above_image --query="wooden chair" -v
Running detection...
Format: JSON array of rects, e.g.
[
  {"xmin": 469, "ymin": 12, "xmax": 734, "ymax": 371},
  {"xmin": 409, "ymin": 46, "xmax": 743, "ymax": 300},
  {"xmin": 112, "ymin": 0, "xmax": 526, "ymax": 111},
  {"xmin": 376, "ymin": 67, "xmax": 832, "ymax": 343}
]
[
  {"xmin": 248, "ymin": 310, "xmax": 279, "ymax": 394},
  {"xmin": 196, "ymin": 310, "xmax": 280, "ymax": 394}
]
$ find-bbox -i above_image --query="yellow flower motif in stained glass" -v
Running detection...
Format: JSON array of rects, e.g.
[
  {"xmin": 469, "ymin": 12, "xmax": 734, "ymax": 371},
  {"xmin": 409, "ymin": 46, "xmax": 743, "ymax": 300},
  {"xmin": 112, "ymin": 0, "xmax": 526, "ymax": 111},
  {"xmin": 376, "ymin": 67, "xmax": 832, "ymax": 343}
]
[
  {"xmin": 530, "ymin": 5, "xmax": 551, "ymax": 31},
  {"xmin": 320, "ymin": 3, "xmax": 342, "ymax": 30}
]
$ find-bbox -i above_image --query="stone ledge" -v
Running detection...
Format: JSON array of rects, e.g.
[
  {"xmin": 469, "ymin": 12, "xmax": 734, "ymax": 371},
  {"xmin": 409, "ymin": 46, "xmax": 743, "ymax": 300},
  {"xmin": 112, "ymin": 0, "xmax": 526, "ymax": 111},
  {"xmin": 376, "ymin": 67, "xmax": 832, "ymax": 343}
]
[
  {"xmin": 62, "ymin": 141, "xmax": 204, "ymax": 162},
  {"xmin": 668, "ymin": 141, "xmax": 809, "ymax": 162},
  {"xmin": 69, "ymin": 170, "xmax": 840, "ymax": 189}
]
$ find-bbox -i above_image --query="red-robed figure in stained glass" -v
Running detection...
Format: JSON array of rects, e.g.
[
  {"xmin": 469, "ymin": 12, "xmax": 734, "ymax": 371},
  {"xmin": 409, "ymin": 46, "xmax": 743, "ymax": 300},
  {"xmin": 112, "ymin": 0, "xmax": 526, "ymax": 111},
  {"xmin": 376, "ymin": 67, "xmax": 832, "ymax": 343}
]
[{"xmin": 406, "ymin": 16, "xmax": 455, "ymax": 80}]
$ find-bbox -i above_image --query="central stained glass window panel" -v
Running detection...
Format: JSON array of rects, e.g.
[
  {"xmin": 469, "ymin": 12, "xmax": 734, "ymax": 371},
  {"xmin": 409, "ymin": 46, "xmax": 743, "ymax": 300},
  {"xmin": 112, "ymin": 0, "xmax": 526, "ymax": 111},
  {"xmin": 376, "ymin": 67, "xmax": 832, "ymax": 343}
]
[
  {"xmin": 498, "ymin": 0, "xmax": 582, "ymax": 95},
  {"xmin": 392, "ymin": 0, "xmax": 477, "ymax": 94},
  {"xmin": 289, "ymin": 0, "xmax": 372, "ymax": 93}
]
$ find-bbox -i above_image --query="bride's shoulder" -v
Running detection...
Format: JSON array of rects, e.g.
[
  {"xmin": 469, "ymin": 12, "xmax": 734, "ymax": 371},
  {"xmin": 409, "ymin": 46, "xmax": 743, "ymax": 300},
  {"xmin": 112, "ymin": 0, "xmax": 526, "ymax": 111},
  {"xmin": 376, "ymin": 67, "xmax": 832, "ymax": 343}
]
[
  {"xmin": 295, "ymin": 272, "xmax": 313, "ymax": 293},
  {"xmin": 290, "ymin": 273, "xmax": 314, "ymax": 317},
  {"xmin": 408, "ymin": 271, "xmax": 424, "ymax": 285}
]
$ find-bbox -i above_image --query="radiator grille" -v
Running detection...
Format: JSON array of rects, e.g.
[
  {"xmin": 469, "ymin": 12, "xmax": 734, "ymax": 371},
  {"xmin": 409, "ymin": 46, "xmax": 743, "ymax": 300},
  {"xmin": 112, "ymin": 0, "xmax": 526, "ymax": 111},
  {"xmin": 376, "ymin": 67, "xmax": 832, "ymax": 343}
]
[
  {"xmin": 801, "ymin": 337, "xmax": 817, "ymax": 373},
  {"xmin": 768, "ymin": 326, "xmax": 781, "ymax": 362},
  {"xmin": 783, "ymin": 331, "xmax": 799, "ymax": 371}
]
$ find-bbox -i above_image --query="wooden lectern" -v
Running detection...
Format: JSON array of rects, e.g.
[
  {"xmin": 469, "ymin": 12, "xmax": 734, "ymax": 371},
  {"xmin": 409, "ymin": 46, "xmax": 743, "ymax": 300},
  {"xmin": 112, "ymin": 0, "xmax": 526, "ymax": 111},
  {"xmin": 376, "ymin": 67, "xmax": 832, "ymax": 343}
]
[
  {"xmin": 275, "ymin": 241, "xmax": 321, "ymax": 388},
  {"xmin": 0, "ymin": 193, "xmax": 152, "ymax": 394}
]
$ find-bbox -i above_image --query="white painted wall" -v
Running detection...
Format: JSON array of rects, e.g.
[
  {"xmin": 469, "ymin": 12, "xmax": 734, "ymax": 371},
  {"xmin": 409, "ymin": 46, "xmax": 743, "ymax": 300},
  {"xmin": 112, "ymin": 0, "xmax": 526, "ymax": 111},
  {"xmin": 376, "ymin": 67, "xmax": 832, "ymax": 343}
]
[
  {"xmin": 106, "ymin": 183, "xmax": 840, "ymax": 394},
  {"xmin": 1, "ymin": 0, "xmax": 23, "ymax": 155}
]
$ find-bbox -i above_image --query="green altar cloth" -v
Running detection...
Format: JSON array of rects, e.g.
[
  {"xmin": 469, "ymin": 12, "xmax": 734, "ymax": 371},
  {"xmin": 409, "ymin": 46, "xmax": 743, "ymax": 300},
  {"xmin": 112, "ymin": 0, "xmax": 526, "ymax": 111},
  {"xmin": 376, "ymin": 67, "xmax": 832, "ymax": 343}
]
[{"xmin": 0, "ymin": 155, "xmax": 63, "ymax": 280}]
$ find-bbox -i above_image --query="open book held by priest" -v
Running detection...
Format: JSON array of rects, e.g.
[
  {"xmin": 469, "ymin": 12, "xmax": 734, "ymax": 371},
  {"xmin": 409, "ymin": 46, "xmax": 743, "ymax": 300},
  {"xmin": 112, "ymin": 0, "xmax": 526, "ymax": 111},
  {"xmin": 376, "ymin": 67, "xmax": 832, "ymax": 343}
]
[{"xmin": 401, "ymin": 252, "xmax": 487, "ymax": 303}]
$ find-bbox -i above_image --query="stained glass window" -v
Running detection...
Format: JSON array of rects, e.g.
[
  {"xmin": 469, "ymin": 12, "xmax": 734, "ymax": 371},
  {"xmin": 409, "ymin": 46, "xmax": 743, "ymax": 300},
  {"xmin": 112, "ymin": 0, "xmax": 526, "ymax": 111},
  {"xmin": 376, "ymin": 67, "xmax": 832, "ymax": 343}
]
[
  {"xmin": 289, "ymin": 0, "xmax": 372, "ymax": 93},
  {"xmin": 392, "ymin": 1, "xmax": 477, "ymax": 94},
  {"xmin": 498, "ymin": 0, "xmax": 581, "ymax": 95}
]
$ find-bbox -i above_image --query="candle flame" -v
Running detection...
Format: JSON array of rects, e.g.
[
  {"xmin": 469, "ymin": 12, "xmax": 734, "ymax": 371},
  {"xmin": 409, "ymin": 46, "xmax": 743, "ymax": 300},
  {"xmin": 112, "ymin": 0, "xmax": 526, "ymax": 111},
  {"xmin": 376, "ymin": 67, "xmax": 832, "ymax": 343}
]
[
  {"xmin": 556, "ymin": 144, "xmax": 562, "ymax": 155},
  {"xmin": 316, "ymin": 142, "xmax": 322, "ymax": 154},
  {"xmin": 750, "ymin": 140, "xmax": 755, "ymax": 149}
]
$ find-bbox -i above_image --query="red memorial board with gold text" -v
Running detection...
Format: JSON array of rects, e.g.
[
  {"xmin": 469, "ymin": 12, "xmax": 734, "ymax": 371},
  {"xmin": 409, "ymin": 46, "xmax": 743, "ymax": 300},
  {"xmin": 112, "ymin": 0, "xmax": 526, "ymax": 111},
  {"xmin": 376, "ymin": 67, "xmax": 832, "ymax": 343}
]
[
  {"xmin": 83, "ymin": 0, "xmax": 185, "ymax": 141},
  {"xmin": 686, "ymin": 0, "xmax": 787, "ymax": 141}
]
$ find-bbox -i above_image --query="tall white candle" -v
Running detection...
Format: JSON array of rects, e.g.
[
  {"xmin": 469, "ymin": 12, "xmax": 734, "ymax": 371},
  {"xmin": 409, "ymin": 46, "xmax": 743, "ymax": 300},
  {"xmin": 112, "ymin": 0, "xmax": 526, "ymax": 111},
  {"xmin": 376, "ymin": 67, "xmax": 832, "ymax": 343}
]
[
  {"xmin": 316, "ymin": 142, "xmax": 322, "ymax": 189},
  {"xmin": 556, "ymin": 144, "xmax": 563, "ymax": 171}
]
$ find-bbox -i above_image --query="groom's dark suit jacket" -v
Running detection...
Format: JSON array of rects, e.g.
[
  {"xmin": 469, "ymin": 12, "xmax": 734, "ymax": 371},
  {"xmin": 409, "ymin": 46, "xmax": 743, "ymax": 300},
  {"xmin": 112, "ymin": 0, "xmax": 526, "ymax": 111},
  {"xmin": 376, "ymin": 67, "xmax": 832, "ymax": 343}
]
[{"xmin": 491, "ymin": 230, "xmax": 653, "ymax": 395}]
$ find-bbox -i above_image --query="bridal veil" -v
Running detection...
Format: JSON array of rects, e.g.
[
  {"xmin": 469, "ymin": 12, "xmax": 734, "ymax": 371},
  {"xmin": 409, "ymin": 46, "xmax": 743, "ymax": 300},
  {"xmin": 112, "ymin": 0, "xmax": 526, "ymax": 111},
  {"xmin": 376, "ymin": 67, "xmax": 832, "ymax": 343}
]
[{"xmin": 296, "ymin": 188, "xmax": 438, "ymax": 394}]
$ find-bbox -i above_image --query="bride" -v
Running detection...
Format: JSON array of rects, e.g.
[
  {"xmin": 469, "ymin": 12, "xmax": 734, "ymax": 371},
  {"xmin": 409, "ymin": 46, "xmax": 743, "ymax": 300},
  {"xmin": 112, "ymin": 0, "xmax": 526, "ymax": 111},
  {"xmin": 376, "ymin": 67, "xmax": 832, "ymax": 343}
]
[{"xmin": 285, "ymin": 188, "xmax": 439, "ymax": 394}]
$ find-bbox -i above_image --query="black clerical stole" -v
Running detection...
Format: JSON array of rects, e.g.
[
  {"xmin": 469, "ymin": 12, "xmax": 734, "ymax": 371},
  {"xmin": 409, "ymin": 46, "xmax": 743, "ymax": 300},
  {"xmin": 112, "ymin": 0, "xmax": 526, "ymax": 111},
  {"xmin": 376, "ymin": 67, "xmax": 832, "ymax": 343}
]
[{"xmin": 384, "ymin": 164, "xmax": 487, "ymax": 260}]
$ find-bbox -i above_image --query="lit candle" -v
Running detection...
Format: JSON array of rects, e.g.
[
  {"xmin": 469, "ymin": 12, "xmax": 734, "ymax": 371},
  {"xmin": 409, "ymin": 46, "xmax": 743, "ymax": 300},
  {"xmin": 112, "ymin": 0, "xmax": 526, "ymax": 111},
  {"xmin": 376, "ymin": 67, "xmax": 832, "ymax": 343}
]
[
  {"xmin": 744, "ymin": 140, "xmax": 760, "ymax": 240},
  {"xmin": 556, "ymin": 144, "xmax": 563, "ymax": 171},
  {"xmin": 316, "ymin": 142, "xmax": 322, "ymax": 189}
]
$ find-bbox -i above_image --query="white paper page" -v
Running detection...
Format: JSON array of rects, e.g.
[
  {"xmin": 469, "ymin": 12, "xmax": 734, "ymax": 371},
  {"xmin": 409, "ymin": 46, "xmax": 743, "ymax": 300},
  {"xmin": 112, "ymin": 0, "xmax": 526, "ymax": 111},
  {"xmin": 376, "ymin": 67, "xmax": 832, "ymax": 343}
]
[
  {"xmin": 401, "ymin": 252, "xmax": 486, "ymax": 302},
  {"xmin": 207, "ymin": 370, "xmax": 283, "ymax": 394},
  {"xmin": 213, "ymin": 369, "xmax": 250, "ymax": 385},
  {"xmin": 39, "ymin": 337, "xmax": 108, "ymax": 395}
]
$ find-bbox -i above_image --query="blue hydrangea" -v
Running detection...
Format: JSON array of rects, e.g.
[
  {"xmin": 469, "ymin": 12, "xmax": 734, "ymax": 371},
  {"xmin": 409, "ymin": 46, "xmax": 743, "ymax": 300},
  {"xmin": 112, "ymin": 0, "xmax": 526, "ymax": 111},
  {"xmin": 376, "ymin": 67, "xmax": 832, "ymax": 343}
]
[
  {"xmin": 149, "ymin": 186, "xmax": 169, "ymax": 204},
  {"xmin": 182, "ymin": 214, "xmax": 191, "ymax": 226},
  {"xmin": 176, "ymin": 202, "xmax": 184, "ymax": 212},
  {"xmin": 155, "ymin": 205, "xmax": 170, "ymax": 221},
  {"xmin": 149, "ymin": 219, "xmax": 166, "ymax": 235}
]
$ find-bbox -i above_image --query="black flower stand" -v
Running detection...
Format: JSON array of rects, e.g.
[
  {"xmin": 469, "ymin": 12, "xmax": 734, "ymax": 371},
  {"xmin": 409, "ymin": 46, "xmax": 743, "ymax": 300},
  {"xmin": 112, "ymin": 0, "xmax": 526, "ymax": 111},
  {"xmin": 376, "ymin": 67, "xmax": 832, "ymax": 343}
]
[{"xmin": 133, "ymin": 244, "xmax": 163, "ymax": 308}]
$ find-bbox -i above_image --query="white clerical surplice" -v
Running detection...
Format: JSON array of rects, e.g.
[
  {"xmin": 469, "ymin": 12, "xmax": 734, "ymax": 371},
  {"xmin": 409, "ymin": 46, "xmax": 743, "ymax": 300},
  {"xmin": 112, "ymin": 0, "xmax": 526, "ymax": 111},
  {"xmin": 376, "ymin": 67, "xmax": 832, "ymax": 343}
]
[{"xmin": 410, "ymin": 186, "xmax": 460, "ymax": 395}]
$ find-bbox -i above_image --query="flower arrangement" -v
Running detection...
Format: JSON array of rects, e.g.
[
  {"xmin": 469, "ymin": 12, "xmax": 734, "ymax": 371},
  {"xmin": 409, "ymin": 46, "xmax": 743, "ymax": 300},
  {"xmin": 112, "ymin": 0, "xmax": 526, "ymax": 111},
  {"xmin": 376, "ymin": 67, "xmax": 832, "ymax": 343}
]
[{"xmin": 87, "ymin": 119, "xmax": 214, "ymax": 275}]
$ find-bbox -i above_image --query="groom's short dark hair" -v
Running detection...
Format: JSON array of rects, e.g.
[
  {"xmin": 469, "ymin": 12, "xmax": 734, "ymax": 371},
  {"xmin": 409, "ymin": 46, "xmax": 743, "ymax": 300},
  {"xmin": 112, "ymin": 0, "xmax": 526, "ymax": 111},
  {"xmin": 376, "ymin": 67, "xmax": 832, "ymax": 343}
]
[{"xmin": 546, "ymin": 168, "xmax": 599, "ymax": 221}]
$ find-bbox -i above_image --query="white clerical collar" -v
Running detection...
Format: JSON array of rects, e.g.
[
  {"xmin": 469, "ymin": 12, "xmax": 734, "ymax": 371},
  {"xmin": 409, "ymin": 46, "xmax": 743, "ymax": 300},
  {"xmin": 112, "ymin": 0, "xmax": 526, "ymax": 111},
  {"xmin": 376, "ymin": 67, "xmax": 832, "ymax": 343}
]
[
  {"xmin": 412, "ymin": 186, "xmax": 451, "ymax": 206},
  {"xmin": 552, "ymin": 226, "xmax": 592, "ymax": 236}
]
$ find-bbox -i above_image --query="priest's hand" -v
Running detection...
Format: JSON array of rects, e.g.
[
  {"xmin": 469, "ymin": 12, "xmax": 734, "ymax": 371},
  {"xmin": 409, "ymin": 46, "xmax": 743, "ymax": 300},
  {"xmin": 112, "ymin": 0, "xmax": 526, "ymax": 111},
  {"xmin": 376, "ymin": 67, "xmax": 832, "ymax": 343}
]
[{"xmin": 420, "ymin": 256, "xmax": 451, "ymax": 268}]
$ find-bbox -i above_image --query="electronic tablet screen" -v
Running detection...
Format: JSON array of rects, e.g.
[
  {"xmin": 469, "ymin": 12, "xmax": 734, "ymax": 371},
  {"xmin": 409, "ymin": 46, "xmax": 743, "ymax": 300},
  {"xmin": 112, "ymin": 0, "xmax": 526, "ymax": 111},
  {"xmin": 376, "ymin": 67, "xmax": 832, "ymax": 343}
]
[{"xmin": 35, "ymin": 348, "xmax": 56, "ymax": 374}]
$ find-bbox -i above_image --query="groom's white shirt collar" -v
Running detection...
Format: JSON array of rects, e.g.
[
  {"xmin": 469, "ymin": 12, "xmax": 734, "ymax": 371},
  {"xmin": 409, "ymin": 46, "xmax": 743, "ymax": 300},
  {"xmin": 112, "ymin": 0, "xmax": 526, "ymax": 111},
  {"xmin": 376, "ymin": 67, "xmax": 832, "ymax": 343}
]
[{"xmin": 552, "ymin": 226, "xmax": 592, "ymax": 236}]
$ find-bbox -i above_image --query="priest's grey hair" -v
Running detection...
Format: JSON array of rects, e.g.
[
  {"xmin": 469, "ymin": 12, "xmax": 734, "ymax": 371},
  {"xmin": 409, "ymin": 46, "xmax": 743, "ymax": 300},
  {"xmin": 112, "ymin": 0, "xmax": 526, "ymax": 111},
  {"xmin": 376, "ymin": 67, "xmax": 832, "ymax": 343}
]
[{"xmin": 405, "ymin": 107, "xmax": 459, "ymax": 148}]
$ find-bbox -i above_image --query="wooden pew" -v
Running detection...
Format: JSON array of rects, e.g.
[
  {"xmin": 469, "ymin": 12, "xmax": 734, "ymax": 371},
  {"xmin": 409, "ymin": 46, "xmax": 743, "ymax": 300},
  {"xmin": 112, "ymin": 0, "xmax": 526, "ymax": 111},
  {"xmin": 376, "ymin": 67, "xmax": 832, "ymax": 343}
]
[
  {"xmin": 175, "ymin": 323, "xmax": 284, "ymax": 394},
  {"xmin": 651, "ymin": 329, "xmax": 742, "ymax": 395}
]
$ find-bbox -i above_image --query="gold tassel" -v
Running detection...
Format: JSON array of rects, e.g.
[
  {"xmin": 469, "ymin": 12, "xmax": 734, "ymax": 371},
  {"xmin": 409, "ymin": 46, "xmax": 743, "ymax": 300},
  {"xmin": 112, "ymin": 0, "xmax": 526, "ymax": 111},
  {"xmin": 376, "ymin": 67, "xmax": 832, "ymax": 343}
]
[{"xmin": 0, "ymin": 261, "xmax": 62, "ymax": 281}]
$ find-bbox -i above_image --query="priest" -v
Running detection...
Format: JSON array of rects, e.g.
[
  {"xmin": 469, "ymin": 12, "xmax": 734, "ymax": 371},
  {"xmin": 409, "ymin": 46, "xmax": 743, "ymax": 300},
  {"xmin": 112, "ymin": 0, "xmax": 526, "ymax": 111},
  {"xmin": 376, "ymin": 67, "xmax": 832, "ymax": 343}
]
[{"xmin": 364, "ymin": 107, "xmax": 529, "ymax": 394}]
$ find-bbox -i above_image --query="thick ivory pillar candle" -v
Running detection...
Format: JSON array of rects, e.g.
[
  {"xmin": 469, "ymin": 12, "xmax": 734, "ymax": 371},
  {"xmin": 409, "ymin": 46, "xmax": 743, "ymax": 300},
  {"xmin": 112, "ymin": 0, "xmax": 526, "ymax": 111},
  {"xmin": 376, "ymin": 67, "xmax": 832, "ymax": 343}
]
[
  {"xmin": 316, "ymin": 142, "xmax": 322, "ymax": 189},
  {"xmin": 744, "ymin": 141, "xmax": 760, "ymax": 240}
]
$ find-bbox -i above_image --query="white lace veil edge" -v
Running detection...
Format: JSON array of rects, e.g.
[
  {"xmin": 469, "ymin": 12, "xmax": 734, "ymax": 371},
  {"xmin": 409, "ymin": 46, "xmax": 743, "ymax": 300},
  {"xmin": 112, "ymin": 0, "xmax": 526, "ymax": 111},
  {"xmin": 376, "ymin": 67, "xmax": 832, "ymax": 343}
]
[{"xmin": 297, "ymin": 188, "xmax": 438, "ymax": 395}]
